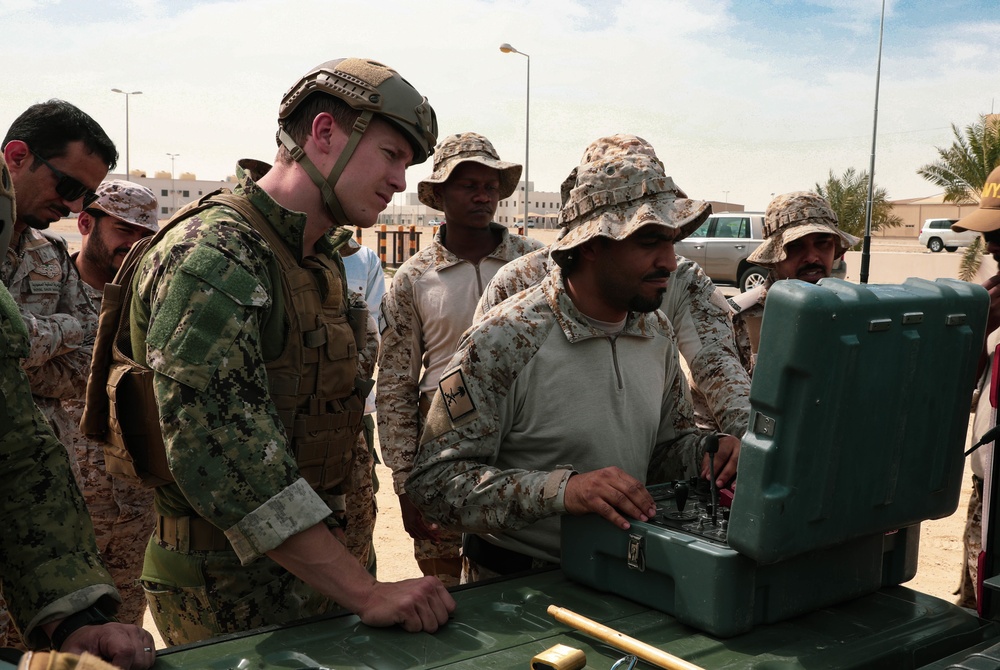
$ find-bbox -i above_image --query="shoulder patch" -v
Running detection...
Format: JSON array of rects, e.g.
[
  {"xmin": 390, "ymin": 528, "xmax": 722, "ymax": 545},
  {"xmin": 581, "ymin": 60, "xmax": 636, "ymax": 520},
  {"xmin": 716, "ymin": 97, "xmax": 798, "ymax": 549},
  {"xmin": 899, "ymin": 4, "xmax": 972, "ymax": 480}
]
[{"xmin": 439, "ymin": 368, "xmax": 477, "ymax": 422}]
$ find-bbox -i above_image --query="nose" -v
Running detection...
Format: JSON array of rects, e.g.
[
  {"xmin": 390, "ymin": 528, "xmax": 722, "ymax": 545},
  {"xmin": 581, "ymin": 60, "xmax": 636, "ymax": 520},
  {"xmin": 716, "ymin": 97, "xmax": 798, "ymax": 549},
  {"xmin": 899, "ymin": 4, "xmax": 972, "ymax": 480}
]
[
  {"xmin": 471, "ymin": 186, "xmax": 491, "ymax": 202},
  {"xmin": 65, "ymin": 195, "xmax": 86, "ymax": 214},
  {"xmin": 388, "ymin": 163, "xmax": 406, "ymax": 193},
  {"xmin": 659, "ymin": 241, "xmax": 678, "ymax": 272}
]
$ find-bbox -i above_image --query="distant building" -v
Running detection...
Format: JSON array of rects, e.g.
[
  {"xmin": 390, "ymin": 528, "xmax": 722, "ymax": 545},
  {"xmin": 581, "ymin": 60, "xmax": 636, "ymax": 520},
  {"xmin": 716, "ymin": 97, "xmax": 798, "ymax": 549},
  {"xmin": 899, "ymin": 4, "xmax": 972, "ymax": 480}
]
[
  {"xmin": 377, "ymin": 182, "xmax": 562, "ymax": 230},
  {"xmin": 108, "ymin": 171, "xmax": 237, "ymax": 219}
]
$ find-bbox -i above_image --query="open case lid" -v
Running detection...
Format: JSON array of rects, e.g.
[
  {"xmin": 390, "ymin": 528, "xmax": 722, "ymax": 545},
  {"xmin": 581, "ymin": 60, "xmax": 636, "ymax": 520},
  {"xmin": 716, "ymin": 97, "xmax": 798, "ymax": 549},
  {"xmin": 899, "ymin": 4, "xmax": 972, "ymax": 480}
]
[{"xmin": 728, "ymin": 277, "xmax": 988, "ymax": 564}]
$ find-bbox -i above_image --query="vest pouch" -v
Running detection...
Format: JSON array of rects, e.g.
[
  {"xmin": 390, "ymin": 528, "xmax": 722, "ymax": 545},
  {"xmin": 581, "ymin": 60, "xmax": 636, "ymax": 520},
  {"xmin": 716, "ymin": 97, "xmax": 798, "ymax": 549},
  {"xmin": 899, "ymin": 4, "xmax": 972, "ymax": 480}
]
[
  {"xmin": 291, "ymin": 392, "xmax": 365, "ymax": 492},
  {"xmin": 348, "ymin": 304, "xmax": 368, "ymax": 352},
  {"xmin": 106, "ymin": 361, "xmax": 175, "ymax": 487}
]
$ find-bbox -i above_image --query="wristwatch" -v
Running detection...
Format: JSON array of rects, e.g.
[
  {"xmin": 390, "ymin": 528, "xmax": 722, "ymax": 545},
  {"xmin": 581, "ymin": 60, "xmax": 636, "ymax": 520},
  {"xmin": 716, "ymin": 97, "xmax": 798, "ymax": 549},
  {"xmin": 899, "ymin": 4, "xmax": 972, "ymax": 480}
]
[{"xmin": 50, "ymin": 604, "xmax": 115, "ymax": 650}]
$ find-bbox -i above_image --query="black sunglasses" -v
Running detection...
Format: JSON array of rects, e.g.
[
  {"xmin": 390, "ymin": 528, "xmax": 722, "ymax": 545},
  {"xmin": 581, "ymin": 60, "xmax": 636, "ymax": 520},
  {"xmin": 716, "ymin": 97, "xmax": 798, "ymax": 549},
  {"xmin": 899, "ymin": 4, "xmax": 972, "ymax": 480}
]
[{"xmin": 30, "ymin": 150, "xmax": 99, "ymax": 208}]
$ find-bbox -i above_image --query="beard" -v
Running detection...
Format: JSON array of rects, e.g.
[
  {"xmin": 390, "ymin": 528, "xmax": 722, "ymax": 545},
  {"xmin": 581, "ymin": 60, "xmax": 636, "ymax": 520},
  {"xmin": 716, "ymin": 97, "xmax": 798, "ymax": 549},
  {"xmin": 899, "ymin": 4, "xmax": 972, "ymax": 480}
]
[{"xmin": 628, "ymin": 287, "xmax": 667, "ymax": 314}]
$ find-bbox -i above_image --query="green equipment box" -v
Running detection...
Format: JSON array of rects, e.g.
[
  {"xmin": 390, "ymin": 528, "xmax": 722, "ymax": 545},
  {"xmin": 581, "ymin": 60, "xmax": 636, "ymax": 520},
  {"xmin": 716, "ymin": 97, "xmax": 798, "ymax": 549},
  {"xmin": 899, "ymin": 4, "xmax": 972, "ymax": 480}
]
[
  {"xmin": 147, "ymin": 570, "xmax": 998, "ymax": 669},
  {"xmin": 561, "ymin": 278, "xmax": 988, "ymax": 637}
]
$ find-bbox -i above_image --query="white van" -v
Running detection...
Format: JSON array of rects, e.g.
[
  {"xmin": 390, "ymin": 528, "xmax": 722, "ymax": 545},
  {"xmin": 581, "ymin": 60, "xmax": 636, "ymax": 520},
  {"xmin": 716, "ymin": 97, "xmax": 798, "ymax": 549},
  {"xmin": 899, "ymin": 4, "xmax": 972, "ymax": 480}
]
[{"xmin": 917, "ymin": 218, "xmax": 980, "ymax": 252}]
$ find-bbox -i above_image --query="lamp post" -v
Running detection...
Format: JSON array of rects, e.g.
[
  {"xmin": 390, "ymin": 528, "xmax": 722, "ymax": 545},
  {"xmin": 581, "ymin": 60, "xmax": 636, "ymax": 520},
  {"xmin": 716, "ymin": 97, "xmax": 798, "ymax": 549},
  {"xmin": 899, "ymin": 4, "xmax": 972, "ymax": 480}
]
[
  {"xmin": 166, "ymin": 153, "xmax": 180, "ymax": 214},
  {"xmin": 500, "ymin": 42, "xmax": 530, "ymax": 234},
  {"xmin": 111, "ymin": 89, "xmax": 142, "ymax": 178}
]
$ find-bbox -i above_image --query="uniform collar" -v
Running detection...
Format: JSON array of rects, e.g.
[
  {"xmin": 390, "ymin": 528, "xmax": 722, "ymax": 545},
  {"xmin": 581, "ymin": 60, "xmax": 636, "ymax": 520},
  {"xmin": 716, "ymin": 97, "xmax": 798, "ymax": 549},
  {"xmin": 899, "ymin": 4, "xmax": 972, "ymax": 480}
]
[
  {"xmin": 234, "ymin": 159, "xmax": 338, "ymax": 260},
  {"xmin": 429, "ymin": 222, "xmax": 523, "ymax": 270},
  {"xmin": 543, "ymin": 265, "xmax": 661, "ymax": 343}
]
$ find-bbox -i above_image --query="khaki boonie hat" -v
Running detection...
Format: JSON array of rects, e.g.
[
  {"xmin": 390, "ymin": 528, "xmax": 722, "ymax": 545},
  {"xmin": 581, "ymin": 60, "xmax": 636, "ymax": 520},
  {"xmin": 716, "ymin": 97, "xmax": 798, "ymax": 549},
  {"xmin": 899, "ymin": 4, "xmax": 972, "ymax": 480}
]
[
  {"xmin": 88, "ymin": 180, "xmax": 159, "ymax": 233},
  {"xmin": 747, "ymin": 191, "xmax": 859, "ymax": 268},
  {"xmin": 549, "ymin": 134, "xmax": 710, "ymax": 267},
  {"xmin": 417, "ymin": 132, "xmax": 522, "ymax": 210},
  {"xmin": 953, "ymin": 165, "xmax": 1000, "ymax": 233}
]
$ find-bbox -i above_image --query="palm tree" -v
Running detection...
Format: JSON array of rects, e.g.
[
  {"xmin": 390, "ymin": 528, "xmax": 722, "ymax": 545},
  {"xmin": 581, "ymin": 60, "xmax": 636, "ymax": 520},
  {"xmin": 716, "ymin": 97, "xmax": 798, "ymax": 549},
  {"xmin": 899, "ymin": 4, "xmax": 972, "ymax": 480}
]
[
  {"xmin": 918, "ymin": 114, "xmax": 1000, "ymax": 280},
  {"xmin": 814, "ymin": 168, "xmax": 902, "ymax": 245}
]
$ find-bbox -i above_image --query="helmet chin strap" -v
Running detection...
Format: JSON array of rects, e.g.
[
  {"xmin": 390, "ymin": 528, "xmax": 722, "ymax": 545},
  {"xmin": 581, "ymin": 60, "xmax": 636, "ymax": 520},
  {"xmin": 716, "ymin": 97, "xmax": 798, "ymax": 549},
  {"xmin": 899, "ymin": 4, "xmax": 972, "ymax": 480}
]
[{"xmin": 277, "ymin": 110, "xmax": 373, "ymax": 228}]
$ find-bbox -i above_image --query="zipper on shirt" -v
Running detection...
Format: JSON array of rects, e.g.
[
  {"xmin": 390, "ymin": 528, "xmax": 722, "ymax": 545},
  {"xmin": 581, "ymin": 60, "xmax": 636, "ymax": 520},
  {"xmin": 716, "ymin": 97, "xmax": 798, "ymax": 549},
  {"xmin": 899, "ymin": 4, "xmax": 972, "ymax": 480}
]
[{"xmin": 609, "ymin": 336, "xmax": 624, "ymax": 390}]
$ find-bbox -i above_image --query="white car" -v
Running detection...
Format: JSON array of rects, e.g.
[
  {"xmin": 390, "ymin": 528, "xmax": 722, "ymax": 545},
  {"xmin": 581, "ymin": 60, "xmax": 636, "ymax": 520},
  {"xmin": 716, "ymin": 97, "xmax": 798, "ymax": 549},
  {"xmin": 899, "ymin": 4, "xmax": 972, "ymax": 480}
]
[{"xmin": 917, "ymin": 218, "xmax": 980, "ymax": 252}]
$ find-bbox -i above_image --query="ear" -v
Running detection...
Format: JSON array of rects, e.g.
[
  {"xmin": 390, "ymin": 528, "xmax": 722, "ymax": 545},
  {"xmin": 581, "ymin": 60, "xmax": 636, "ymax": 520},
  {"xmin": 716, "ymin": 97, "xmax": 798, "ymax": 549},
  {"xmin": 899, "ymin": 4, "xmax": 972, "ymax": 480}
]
[
  {"xmin": 577, "ymin": 239, "xmax": 600, "ymax": 262},
  {"xmin": 77, "ymin": 211, "xmax": 95, "ymax": 236},
  {"xmin": 309, "ymin": 112, "xmax": 337, "ymax": 152},
  {"xmin": 3, "ymin": 140, "xmax": 30, "ymax": 172}
]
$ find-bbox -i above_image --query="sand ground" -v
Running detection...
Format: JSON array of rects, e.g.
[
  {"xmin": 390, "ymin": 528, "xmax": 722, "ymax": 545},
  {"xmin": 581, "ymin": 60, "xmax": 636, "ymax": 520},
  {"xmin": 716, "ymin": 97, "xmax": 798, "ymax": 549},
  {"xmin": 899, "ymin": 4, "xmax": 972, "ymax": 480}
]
[{"xmin": 47, "ymin": 220, "xmax": 975, "ymax": 647}]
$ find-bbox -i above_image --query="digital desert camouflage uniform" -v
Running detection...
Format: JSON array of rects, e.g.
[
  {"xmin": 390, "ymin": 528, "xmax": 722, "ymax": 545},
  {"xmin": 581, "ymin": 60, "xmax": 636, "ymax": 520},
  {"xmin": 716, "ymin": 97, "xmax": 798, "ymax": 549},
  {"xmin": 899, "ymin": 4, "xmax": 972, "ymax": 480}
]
[
  {"xmin": 0, "ymin": 268, "xmax": 119, "ymax": 650},
  {"xmin": 476, "ymin": 248, "xmax": 751, "ymax": 436},
  {"xmin": 0, "ymin": 227, "xmax": 99, "ymax": 648},
  {"xmin": 130, "ymin": 161, "xmax": 364, "ymax": 645},
  {"xmin": 731, "ymin": 191, "xmax": 859, "ymax": 377},
  {"xmin": 376, "ymin": 223, "xmax": 543, "ymax": 584},
  {"xmin": 407, "ymin": 266, "xmax": 709, "ymax": 566},
  {"xmin": 729, "ymin": 282, "xmax": 768, "ymax": 377}
]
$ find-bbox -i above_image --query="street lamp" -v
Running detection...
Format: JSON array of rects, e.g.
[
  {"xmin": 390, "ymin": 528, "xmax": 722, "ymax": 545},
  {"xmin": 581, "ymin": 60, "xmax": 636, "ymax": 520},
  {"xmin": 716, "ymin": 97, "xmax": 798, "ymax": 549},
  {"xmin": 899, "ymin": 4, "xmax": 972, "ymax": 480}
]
[
  {"xmin": 111, "ymin": 89, "xmax": 142, "ymax": 178},
  {"xmin": 500, "ymin": 42, "xmax": 530, "ymax": 234},
  {"xmin": 166, "ymin": 153, "xmax": 180, "ymax": 214}
]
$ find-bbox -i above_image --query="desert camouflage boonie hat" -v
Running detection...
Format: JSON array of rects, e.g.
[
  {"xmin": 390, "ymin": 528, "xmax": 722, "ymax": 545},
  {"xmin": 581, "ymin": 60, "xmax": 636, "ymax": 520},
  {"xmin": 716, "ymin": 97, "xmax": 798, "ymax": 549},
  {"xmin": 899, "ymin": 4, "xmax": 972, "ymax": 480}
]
[
  {"xmin": 417, "ymin": 132, "xmax": 522, "ymax": 210},
  {"xmin": 747, "ymin": 191, "xmax": 859, "ymax": 268},
  {"xmin": 549, "ymin": 134, "xmax": 710, "ymax": 268},
  {"xmin": 952, "ymin": 165, "xmax": 1000, "ymax": 233},
  {"xmin": 87, "ymin": 179, "xmax": 159, "ymax": 233}
]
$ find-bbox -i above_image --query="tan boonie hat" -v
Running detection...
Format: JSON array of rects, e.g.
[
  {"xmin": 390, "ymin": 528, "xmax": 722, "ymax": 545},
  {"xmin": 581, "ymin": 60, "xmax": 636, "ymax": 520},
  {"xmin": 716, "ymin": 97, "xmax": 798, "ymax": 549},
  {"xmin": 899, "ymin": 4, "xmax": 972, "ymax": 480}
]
[
  {"xmin": 549, "ymin": 134, "xmax": 710, "ymax": 267},
  {"xmin": 747, "ymin": 191, "xmax": 859, "ymax": 268},
  {"xmin": 88, "ymin": 180, "xmax": 159, "ymax": 233},
  {"xmin": 417, "ymin": 132, "xmax": 522, "ymax": 210},
  {"xmin": 952, "ymin": 165, "xmax": 1000, "ymax": 233}
]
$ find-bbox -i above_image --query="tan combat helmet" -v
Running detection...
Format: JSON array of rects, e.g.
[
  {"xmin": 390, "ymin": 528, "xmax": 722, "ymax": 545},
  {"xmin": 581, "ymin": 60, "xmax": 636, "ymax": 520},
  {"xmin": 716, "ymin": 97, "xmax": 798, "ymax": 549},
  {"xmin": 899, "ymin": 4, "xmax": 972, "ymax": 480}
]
[
  {"xmin": 276, "ymin": 58, "xmax": 438, "ymax": 227},
  {"xmin": 0, "ymin": 158, "xmax": 15, "ymax": 253}
]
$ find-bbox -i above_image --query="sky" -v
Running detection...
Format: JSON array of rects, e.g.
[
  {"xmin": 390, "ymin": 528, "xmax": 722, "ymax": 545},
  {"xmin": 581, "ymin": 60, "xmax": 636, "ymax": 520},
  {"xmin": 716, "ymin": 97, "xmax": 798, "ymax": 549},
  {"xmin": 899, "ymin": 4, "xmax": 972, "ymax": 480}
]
[{"xmin": 0, "ymin": 0, "xmax": 997, "ymax": 211}]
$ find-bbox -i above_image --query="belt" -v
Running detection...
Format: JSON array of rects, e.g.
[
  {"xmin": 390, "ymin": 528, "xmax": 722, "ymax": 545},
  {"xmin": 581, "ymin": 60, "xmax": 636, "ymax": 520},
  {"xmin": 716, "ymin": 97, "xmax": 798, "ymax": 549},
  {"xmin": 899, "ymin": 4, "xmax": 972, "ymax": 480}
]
[
  {"xmin": 462, "ymin": 534, "xmax": 553, "ymax": 576},
  {"xmin": 155, "ymin": 514, "xmax": 230, "ymax": 552}
]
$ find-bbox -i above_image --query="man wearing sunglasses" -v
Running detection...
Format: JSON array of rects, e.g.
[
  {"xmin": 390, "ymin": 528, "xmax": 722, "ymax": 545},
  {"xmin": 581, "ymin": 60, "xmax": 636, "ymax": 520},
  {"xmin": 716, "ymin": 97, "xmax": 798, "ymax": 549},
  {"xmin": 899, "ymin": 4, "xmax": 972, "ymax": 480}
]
[{"xmin": 0, "ymin": 99, "xmax": 118, "ymax": 649}]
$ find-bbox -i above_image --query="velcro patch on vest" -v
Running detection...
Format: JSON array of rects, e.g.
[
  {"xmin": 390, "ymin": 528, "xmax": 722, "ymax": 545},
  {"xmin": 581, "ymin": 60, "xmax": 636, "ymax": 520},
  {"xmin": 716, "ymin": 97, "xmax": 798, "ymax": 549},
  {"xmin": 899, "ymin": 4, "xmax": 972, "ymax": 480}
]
[{"xmin": 439, "ymin": 369, "xmax": 477, "ymax": 423}]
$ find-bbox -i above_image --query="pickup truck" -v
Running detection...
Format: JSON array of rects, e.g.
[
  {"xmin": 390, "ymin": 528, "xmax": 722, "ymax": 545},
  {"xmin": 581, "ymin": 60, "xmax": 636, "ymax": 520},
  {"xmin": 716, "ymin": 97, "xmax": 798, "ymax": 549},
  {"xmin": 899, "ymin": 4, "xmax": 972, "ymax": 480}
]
[{"xmin": 146, "ymin": 278, "xmax": 1000, "ymax": 670}]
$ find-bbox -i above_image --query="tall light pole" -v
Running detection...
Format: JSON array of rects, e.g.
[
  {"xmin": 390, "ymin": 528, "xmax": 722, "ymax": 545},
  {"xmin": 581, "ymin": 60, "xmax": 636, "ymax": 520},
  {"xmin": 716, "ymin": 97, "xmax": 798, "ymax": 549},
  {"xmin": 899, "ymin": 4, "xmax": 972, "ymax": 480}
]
[
  {"xmin": 111, "ymin": 89, "xmax": 142, "ymax": 177},
  {"xmin": 166, "ymin": 153, "xmax": 180, "ymax": 214},
  {"xmin": 500, "ymin": 42, "xmax": 530, "ymax": 233}
]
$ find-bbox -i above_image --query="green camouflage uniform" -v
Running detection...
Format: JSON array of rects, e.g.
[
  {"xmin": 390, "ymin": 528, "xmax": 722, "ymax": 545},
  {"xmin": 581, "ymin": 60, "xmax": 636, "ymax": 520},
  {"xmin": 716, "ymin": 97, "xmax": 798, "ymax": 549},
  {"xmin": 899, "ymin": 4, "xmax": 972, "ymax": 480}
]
[
  {"xmin": 376, "ymin": 224, "xmax": 543, "ymax": 584},
  {"xmin": 0, "ymin": 229, "xmax": 99, "ymax": 648},
  {"xmin": 0, "ymin": 279, "xmax": 118, "ymax": 649},
  {"xmin": 56, "ymin": 271, "xmax": 155, "ymax": 627},
  {"xmin": 131, "ymin": 161, "xmax": 354, "ymax": 645},
  {"xmin": 407, "ymin": 267, "xmax": 708, "ymax": 566},
  {"xmin": 477, "ymin": 249, "xmax": 751, "ymax": 436}
]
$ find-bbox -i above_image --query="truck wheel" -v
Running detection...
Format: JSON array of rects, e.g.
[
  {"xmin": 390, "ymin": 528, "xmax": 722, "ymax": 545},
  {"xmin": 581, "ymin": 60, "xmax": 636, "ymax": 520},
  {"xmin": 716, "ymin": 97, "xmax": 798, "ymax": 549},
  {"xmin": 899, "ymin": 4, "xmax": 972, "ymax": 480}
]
[
  {"xmin": 928, "ymin": 238, "xmax": 944, "ymax": 252},
  {"xmin": 740, "ymin": 266, "xmax": 767, "ymax": 293}
]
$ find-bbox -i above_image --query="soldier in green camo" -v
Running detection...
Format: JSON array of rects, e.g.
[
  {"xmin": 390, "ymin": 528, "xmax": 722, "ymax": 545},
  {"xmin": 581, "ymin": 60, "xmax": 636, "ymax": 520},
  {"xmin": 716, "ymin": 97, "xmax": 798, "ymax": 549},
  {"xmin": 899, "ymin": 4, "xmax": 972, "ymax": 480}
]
[
  {"xmin": 407, "ymin": 134, "xmax": 741, "ymax": 582},
  {"xmin": 126, "ymin": 58, "xmax": 454, "ymax": 645},
  {"xmin": 0, "ymin": 156, "xmax": 155, "ymax": 669}
]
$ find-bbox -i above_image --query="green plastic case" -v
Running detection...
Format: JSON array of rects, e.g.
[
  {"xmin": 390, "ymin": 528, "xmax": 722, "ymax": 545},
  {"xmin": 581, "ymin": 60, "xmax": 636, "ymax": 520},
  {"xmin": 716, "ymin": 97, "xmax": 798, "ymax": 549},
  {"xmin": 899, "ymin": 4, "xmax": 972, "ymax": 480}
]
[{"xmin": 561, "ymin": 278, "xmax": 988, "ymax": 637}]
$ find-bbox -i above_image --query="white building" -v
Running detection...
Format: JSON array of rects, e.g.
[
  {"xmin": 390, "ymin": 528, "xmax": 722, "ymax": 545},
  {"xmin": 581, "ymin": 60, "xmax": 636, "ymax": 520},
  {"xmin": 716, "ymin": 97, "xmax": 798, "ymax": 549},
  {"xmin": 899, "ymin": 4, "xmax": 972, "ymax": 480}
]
[
  {"xmin": 376, "ymin": 182, "xmax": 561, "ymax": 229},
  {"xmin": 106, "ymin": 170, "xmax": 236, "ymax": 219}
]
